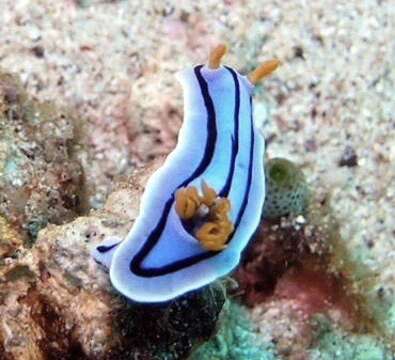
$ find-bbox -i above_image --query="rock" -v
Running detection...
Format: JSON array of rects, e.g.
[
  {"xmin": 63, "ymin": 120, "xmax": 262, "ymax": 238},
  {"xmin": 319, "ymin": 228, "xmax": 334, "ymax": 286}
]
[
  {"xmin": 0, "ymin": 215, "xmax": 24, "ymax": 258},
  {"xmin": 30, "ymin": 46, "xmax": 45, "ymax": 59},
  {"xmin": 0, "ymin": 167, "xmax": 226, "ymax": 360}
]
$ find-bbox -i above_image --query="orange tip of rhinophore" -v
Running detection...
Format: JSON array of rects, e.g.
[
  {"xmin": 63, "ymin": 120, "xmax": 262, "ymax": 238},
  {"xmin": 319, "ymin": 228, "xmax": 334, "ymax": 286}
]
[
  {"xmin": 248, "ymin": 59, "xmax": 281, "ymax": 84},
  {"xmin": 208, "ymin": 43, "xmax": 228, "ymax": 69}
]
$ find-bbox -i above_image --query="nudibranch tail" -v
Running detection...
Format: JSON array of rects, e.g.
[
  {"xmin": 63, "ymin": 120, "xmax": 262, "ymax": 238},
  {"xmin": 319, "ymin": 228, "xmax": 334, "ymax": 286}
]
[
  {"xmin": 94, "ymin": 45, "xmax": 279, "ymax": 303},
  {"xmin": 248, "ymin": 59, "xmax": 281, "ymax": 84}
]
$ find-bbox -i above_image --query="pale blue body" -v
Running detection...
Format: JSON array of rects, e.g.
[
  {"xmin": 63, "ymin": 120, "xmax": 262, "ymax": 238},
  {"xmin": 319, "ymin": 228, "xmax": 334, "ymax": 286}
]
[{"xmin": 92, "ymin": 65, "xmax": 266, "ymax": 302}]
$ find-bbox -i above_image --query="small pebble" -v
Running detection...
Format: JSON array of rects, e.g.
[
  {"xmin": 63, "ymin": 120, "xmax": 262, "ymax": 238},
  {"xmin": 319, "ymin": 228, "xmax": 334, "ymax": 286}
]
[
  {"xmin": 31, "ymin": 45, "xmax": 45, "ymax": 58},
  {"xmin": 338, "ymin": 146, "xmax": 358, "ymax": 167}
]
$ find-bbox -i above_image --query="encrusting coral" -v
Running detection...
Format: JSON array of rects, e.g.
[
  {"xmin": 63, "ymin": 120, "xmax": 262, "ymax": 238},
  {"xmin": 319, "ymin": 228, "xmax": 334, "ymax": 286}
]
[{"xmin": 262, "ymin": 158, "xmax": 310, "ymax": 219}]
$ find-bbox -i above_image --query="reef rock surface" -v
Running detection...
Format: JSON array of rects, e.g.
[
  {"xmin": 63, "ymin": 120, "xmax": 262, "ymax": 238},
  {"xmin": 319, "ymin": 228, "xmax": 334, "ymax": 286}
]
[{"xmin": 0, "ymin": 160, "xmax": 226, "ymax": 360}]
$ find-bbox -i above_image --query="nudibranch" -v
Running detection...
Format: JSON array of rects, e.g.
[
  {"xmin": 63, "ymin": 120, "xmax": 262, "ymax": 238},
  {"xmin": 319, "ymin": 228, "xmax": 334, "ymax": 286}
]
[{"xmin": 92, "ymin": 45, "xmax": 279, "ymax": 302}]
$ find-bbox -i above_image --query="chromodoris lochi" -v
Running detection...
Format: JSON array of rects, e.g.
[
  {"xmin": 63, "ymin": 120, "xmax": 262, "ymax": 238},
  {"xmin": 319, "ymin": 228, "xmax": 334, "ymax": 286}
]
[{"xmin": 92, "ymin": 45, "xmax": 279, "ymax": 302}]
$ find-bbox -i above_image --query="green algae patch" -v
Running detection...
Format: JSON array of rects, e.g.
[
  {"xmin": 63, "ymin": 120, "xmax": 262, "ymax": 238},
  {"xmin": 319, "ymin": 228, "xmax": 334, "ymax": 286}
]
[
  {"xmin": 310, "ymin": 317, "xmax": 392, "ymax": 360},
  {"xmin": 190, "ymin": 300, "xmax": 278, "ymax": 360}
]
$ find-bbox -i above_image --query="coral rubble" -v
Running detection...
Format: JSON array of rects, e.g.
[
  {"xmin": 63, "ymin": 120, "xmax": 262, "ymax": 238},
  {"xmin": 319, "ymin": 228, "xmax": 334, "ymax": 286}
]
[{"xmin": 0, "ymin": 72, "xmax": 83, "ymax": 245}]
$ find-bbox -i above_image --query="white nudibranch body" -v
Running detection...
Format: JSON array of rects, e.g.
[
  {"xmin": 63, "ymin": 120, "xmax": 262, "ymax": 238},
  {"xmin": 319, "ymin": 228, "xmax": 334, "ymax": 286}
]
[{"xmin": 92, "ymin": 64, "xmax": 267, "ymax": 303}]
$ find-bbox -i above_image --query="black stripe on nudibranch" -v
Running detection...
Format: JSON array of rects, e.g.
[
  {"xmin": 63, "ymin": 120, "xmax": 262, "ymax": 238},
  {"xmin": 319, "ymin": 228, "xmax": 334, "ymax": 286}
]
[
  {"xmin": 232, "ymin": 96, "xmax": 255, "ymax": 230},
  {"xmin": 219, "ymin": 66, "xmax": 240, "ymax": 197},
  {"xmin": 129, "ymin": 65, "xmax": 218, "ymax": 276},
  {"xmin": 180, "ymin": 65, "xmax": 218, "ymax": 185},
  {"xmin": 97, "ymin": 242, "xmax": 120, "ymax": 253}
]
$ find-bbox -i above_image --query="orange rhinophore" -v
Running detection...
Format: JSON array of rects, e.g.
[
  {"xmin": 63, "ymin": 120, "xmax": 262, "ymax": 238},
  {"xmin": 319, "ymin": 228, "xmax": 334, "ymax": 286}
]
[
  {"xmin": 248, "ymin": 59, "xmax": 281, "ymax": 84},
  {"xmin": 208, "ymin": 43, "xmax": 228, "ymax": 69}
]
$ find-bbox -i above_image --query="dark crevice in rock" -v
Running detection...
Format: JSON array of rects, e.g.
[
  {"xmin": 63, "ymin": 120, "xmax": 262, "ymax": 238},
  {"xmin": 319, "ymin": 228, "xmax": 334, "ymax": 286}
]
[
  {"xmin": 26, "ymin": 290, "xmax": 86, "ymax": 360},
  {"xmin": 108, "ymin": 283, "xmax": 226, "ymax": 360}
]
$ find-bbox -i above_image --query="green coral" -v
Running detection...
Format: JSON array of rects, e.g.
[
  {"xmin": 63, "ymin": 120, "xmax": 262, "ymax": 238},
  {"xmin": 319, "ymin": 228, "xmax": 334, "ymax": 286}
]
[
  {"xmin": 189, "ymin": 300, "xmax": 277, "ymax": 360},
  {"xmin": 385, "ymin": 303, "xmax": 395, "ymax": 333},
  {"xmin": 309, "ymin": 316, "xmax": 391, "ymax": 360},
  {"xmin": 263, "ymin": 158, "xmax": 310, "ymax": 219}
]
